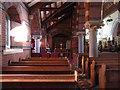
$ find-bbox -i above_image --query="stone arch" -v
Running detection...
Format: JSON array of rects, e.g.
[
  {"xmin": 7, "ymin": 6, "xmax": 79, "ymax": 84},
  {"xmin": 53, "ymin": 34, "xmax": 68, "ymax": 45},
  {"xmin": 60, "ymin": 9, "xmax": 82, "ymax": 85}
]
[
  {"xmin": 6, "ymin": 5, "xmax": 21, "ymax": 23},
  {"xmin": 4, "ymin": 2, "xmax": 21, "ymax": 23},
  {"xmin": 117, "ymin": 23, "xmax": 120, "ymax": 36},
  {"xmin": 118, "ymin": 1, "xmax": 120, "ymax": 12},
  {"xmin": 111, "ymin": 12, "xmax": 120, "ymax": 36},
  {"xmin": 50, "ymin": 29, "xmax": 71, "ymax": 38},
  {"xmin": 50, "ymin": 29, "xmax": 71, "ymax": 50}
]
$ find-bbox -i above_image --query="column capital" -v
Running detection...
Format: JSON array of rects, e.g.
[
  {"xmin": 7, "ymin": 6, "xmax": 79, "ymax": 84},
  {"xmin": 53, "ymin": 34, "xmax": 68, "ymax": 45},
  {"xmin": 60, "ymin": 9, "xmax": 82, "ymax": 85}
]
[
  {"xmin": 76, "ymin": 31, "xmax": 86, "ymax": 36},
  {"xmin": 84, "ymin": 21, "xmax": 104, "ymax": 30}
]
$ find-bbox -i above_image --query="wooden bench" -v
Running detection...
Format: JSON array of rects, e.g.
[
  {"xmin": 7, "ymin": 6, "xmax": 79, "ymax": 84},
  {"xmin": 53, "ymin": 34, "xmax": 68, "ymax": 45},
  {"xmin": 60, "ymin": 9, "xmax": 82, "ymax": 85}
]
[
  {"xmin": 99, "ymin": 64, "xmax": 120, "ymax": 88},
  {"xmin": 24, "ymin": 57, "xmax": 68, "ymax": 61},
  {"xmin": 21, "ymin": 59, "xmax": 68, "ymax": 62},
  {"xmin": 1, "ymin": 57, "xmax": 79, "ymax": 89},
  {"xmin": 89, "ymin": 57, "xmax": 119, "ymax": 61},
  {"xmin": 91, "ymin": 57, "xmax": 119, "ymax": 60},
  {"xmin": 1, "ymin": 73, "xmax": 76, "ymax": 83},
  {"xmin": 99, "ymin": 52, "xmax": 119, "ymax": 58},
  {"xmin": 81, "ymin": 56, "xmax": 120, "ymax": 88},
  {"xmin": 2, "ymin": 65, "xmax": 73, "ymax": 74},
  {"xmin": 1, "ymin": 71, "xmax": 78, "ymax": 89},
  {"xmin": 8, "ymin": 61, "xmax": 70, "ymax": 66},
  {"xmin": 88, "ymin": 57, "xmax": 119, "ymax": 66},
  {"xmin": 1, "ymin": 59, "xmax": 78, "ymax": 89},
  {"xmin": 86, "ymin": 61, "xmax": 119, "ymax": 88}
]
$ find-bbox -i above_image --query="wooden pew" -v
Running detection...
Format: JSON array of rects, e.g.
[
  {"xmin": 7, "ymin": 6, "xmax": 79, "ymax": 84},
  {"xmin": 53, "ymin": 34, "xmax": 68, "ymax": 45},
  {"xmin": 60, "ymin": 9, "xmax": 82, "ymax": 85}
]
[
  {"xmin": 24, "ymin": 57, "xmax": 68, "ymax": 61},
  {"xmin": 99, "ymin": 52, "xmax": 119, "ymax": 58},
  {"xmin": 89, "ymin": 57, "xmax": 119, "ymax": 61},
  {"xmin": 2, "ymin": 57, "xmax": 79, "ymax": 89},
  {"xmin": 20, "ymin": 58, "xmax": 68, "ymax": 63},
  {"xmin": 1, "ymin": 73, "xmax": 76, "ymax": 83},
  {"xmin": 6, "ymin": 57, "xmax": 73, "ymax": 74},
  {"xmin": 82, "ymin": 56, "xmax": 120, "ymax": 88},
  {"xmin": 88, "ymin": 60, "xmax": 96, "ymax": 87},
  {"xmin": 1, "ymin": 70, "xmax": 78, "ymax": 89},
  {"xmin": 81, "ymin": 56, "xmax": 85, "ymax": 74},
  {"xmin": 85, "ymin": 58, "xmax": 89, "ymax": 78},
  {"xmin": 8, "ymin": 61, "xmax": 69, "ymax": 66},
  {"xmin": 99, "ymin": 64, "xmax": 120, "ymax": 89},
  {"xmin": 2, "ymin": 65, "xmax": 73, "ymax": 74},
  {"xmin": 89, "ymin": 57, "xmax": 119, "ymax": 67}
]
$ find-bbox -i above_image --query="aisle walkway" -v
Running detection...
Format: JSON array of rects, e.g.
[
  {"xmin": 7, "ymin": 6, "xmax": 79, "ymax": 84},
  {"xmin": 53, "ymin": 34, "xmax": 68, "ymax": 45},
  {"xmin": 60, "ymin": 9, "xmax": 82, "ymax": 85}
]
[{"xmin": 77, "ymin": 74, "xmax": 92, "ymax": 90}]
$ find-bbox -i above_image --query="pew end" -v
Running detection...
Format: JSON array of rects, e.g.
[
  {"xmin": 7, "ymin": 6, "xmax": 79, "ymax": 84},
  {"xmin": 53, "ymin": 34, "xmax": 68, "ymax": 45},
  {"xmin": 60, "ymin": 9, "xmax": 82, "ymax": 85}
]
[{"xmin": 8, "ymin": 60, "xmax": 11, "ymax": 66}]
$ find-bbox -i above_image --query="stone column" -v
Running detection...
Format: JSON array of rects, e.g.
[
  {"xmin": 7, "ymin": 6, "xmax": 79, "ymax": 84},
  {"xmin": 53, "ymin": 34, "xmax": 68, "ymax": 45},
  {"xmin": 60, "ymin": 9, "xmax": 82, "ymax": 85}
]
[
  {"xmin": 89, "ymin": 27, "xmax": 98, "ymax": 57},
  {"xmin": 76, "ymin": 31, "xmax": 85, "ymax": 53},
  {"xmin": 84, "ymin": 21, "xmax": 104, "ymax": 57},
  {"xmin": 118, "ymin": 12, "xmax": 120, "ymax": 23}
]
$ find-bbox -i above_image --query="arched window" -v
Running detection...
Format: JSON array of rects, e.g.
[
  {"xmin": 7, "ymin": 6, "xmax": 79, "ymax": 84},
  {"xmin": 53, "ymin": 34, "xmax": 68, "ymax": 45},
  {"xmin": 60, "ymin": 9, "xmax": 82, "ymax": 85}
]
[{"xmin": 5, "ymin": 16, "xmax": 10, "ymax": 48}]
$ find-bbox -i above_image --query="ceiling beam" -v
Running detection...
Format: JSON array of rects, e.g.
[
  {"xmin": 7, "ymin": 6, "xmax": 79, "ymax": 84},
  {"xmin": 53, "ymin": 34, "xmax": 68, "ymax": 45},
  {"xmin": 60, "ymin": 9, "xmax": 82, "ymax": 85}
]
[
  {"xmin": 29, "ymin": 2, "xmax": 53, "ymax": 13},
  {"xmin": 47, "ymin": 11, "xmax": 72, "ymax": 32},
  {"xmin": 40, "ymin": 8, "xmax": 58, "ymax": 11},
  {"xmin": 103, "ymin": 3, "xmax": 118, "ymax": 18},
  {"xmin": 42, "ymin": 2, "xmax": 75, "ymax": 25},
  {"xmin": 118, "ymin": 1, "xmax": 120, "ymax": 12},
  {"xmin": 27, "ymin": 0, "xmax": 39, "ymax": 7}
]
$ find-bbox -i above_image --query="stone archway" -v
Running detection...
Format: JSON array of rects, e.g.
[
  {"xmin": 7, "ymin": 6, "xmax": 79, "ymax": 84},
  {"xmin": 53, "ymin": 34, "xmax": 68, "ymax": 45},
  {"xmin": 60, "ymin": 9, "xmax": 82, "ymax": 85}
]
[
  {"xmin": 6, "ymin": 6, "xmax": 22, "ymax": 46},
  {"xmin": 6, "ymin": 6, "xmax": 21, "ymax": 24},
  {"xmin": 118, "ymin": 1, "xmax": 120, "ymax": 12},
  {"xmin": 49, "ymin": 29, "xmax": 71, "ymax": 51},
  {"xmin": 118, "ymin": 23, "xmax": 120, "ymax": 35},
  {"xmin": 111, "ymin": 13, "xmax": 120, "ymax": 45},
  {"xmin": 112, "ymin": 19, "xmax": 119, "ymax": 37},
  {"xmin": 4, "ymin": 2, "xmax": 22, "ymax": 23},
  {"xmin": 52, "ymin": 34, "xmax": 69, "ymax": 51}
]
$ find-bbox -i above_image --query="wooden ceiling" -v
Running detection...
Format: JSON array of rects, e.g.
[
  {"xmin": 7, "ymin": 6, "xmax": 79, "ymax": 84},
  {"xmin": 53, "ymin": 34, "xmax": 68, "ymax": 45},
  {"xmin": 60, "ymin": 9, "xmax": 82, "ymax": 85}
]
[
  {"xmin": 103, "ymin": 2, "xmax": 119, "ymax": 18},
  {"xmin": 26, "ymin": 1, "xmax": 120, "ymax": 23},
  {"xmin": 25, "ymin": 1, "xmax": 119, "ymax": 35},
  {"xmin": 26, "ymin": 0, "xmax": 38, "ymax": 7},
  {"xmin": 26, "ymin": 2, "xmax": 55, "ymax": 13},
  {"xmin": 26, "ymin": 2, "xmax": 76, "ymax": 32}
]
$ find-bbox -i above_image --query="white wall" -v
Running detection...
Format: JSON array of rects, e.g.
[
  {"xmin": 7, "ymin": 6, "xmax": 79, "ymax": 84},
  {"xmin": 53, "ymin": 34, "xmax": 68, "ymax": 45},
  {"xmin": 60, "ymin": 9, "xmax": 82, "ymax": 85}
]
[{"xmin": 101, "ymin": 10, "xmax": 119, "ymax": 40}]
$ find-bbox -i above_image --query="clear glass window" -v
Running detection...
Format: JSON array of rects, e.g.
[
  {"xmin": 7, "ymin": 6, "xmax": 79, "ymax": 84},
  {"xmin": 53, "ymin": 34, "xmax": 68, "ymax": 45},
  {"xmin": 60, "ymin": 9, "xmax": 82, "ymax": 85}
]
[{"xmin": 5, "ymin": 16, "xmax": 10, "ymax": 48}]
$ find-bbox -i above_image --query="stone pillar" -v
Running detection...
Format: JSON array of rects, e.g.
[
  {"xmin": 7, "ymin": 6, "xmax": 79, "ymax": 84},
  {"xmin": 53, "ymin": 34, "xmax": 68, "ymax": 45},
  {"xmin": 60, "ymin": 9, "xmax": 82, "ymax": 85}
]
[
  {"xmin": 76, "ymin": 31, "xmax": 85, "ymax": 53},
  {"xmin": 78, "ymin": 35, "xmax": 84, "ymax": 53},
  {"xmin": 118, "ymin": 12, "xmax": 120, "ymax": 23},
  {"xmin": 89, "ymin": 28, "xmax": 98, "ymax": 57},
  {"xmin": 84, "ymin": 21, "xmax": 104, "ymax": 57}
]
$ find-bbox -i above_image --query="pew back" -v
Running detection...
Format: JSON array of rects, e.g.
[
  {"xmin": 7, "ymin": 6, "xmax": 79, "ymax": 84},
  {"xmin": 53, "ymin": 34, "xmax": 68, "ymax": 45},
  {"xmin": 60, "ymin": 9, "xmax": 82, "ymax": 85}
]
[
  {"xmin": 2, "ymin": 66, "xmax": 73, "ymax": 74},
  {"xmin": 8, "ymin": 61, "xmax": 69, "ymax": 66},
  {"xmin": 26, "ymin": 57, "xmax": 68, "ymax": 61}
]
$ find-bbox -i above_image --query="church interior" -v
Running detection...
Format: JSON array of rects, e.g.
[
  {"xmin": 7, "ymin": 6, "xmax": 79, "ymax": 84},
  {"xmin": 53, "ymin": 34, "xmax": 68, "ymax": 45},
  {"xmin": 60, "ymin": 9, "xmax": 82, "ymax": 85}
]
[{"xmin": 0, "ymin": 0, "xmax": 120, "ymax": 89}]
